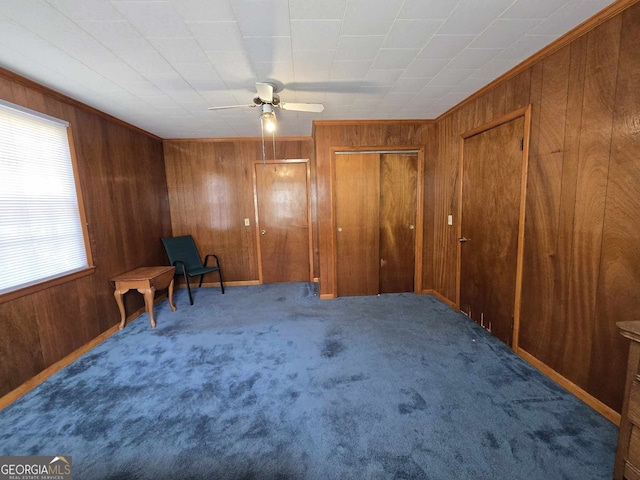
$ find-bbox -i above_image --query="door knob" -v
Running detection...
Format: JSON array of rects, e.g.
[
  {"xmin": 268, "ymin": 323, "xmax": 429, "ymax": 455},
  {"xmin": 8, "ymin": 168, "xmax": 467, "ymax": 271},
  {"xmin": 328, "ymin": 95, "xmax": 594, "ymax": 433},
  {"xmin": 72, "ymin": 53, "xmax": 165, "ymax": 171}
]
[
  {"xmin": 409, "ymin": 225, "xmax": 415, "ymax": 230},
  {"xmin": 458, "ymin": 237, "xmax": 469, "ymax": 243},
  {"xmin": 261, "ymin": 230, "xmax": 266, "ymax": 235},
  {"xmin": 337, "ymin": 227, "xmax": 343, "ymax": 232}
]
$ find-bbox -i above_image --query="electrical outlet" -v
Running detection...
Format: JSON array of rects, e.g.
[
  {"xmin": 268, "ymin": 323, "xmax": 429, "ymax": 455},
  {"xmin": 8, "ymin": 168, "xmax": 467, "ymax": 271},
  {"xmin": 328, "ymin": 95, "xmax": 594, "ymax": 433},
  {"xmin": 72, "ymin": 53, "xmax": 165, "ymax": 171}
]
[{"xmin": 244, "ymin": 218, "xmax": 250, "ymax": 226}]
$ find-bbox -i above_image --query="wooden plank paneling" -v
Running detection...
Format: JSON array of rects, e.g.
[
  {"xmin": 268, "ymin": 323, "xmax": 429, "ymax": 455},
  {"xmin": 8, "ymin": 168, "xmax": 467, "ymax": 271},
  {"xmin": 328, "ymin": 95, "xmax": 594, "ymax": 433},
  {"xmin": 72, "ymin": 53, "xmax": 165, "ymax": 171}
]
[
  {"xmin": 433, "ymin": 2, "xmax": 639, "ymax": 412},
  {"xmin": 0, "ymin": 69, "xmax": 171, "ymax": 398},
  {"xmin": 562, "ymin": 17, "xmax": 621, "ymax": 388},
  {"xmin": 591, "ymin": 4, "xmax": 640, "ymax": 411},
  {"xmin": 163, "ymin": 138, "xmax": 315, "ymax": 283},
  {"xmin": 313, "ymin": 121, "xmax": 431, "ymax": 297},
  {"xmin": 519, "ymin": 46, "xmax": 571, "ymax": 359}
]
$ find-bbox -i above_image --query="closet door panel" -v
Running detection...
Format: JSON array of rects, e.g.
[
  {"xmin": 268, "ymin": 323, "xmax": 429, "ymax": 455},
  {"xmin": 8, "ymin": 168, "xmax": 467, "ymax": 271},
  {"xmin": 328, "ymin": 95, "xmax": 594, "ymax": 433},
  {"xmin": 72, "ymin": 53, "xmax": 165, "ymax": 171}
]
[
  {"xmin": 335, "ymin": 154, "xmax": 380, "ymax": 297},
  {"xmin": 379, "ymin": 153, "xmax": 418, "ymax": 294}
]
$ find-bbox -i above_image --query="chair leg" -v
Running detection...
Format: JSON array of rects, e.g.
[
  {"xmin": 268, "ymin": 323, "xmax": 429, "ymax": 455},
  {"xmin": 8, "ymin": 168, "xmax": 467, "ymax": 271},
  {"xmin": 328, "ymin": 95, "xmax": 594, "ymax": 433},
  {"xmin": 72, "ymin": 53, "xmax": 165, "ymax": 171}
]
[
  {"xmin": 198, "ymin": 275, "xmax": 204, "ymax": 288},
  {"xmin": 184, "ymin": 271, "xmax": 194, "ymax": 305},
  {"xmin": 218, "ymin": 269, "xmax": 225, "ymax": 294}
]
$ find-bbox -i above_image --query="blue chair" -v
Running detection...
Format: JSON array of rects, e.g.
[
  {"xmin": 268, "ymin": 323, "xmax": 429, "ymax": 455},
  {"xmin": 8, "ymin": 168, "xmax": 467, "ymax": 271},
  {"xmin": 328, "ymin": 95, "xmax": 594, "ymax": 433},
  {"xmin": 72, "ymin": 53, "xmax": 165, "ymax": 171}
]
[{"xmin": 161, "ymin": 235, "xmax": 224, "ymax": 305}]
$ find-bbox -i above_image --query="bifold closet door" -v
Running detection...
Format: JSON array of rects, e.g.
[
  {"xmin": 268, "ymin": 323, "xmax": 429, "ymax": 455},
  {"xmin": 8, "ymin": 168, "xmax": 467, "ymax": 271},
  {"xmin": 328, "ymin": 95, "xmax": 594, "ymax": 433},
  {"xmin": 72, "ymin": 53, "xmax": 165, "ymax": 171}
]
[
  {"xmin": 335, "ymin": 153, "xmax": 380, "ymax": 297},
  {"xmin": 379, "ymin": 153, "xmax": 417, "ymax": 294}
]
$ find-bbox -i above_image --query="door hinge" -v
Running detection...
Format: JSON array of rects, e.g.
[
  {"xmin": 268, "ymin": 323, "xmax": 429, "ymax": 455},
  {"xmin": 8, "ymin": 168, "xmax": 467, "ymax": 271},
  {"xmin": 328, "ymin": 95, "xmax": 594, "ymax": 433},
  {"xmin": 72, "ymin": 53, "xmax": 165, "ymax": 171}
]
[{"xmin": 520, "ymin": 138, "xmax": 524, "ymax": 151}]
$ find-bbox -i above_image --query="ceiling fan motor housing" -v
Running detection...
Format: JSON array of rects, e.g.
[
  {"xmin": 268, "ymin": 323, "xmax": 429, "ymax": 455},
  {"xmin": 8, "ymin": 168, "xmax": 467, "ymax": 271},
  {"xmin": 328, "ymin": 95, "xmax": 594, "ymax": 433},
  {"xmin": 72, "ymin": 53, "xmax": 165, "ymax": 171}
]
[{"xmin": 253, "ymin": 94, "xmax": 280, "ymax": 106}]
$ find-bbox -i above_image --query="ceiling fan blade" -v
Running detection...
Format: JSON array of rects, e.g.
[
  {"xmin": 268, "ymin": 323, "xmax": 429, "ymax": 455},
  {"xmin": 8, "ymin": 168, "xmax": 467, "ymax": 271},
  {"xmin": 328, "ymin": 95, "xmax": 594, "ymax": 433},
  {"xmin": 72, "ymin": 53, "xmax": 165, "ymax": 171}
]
[
  {"xmin": 255, "ymin": 82, "xmax": 274, "ymax": 103},
  {"xmin": 279, "ymin": 102, "xmax": 324, "ymax": 113},
  {"xmin": 207, "ymin": 104, "xmax": 256, "ymax": 111}
]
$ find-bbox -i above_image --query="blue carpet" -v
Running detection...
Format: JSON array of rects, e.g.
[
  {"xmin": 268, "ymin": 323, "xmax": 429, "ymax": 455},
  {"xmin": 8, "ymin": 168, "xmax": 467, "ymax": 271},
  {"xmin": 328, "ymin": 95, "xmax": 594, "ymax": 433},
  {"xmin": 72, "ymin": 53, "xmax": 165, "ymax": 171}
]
[{"xmin": 0, "ymin": 283, "xmax": 617, "ymax": 479}]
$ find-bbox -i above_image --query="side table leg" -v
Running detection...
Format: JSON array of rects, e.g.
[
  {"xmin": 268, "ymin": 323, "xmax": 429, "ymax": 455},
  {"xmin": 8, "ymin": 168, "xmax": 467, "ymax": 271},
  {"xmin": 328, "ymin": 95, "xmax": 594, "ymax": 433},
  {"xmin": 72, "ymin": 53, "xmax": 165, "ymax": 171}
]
[
  {"xmin": 142, "ymin": 287, "xmax": 157, "ymax": 328},
  {"xmin": 114, "ymin": 289, "xmax": 127, "ymax": 330},
  {"xmin": 168, "ymin": 278, "xmax": 177, "ymax": 312}
]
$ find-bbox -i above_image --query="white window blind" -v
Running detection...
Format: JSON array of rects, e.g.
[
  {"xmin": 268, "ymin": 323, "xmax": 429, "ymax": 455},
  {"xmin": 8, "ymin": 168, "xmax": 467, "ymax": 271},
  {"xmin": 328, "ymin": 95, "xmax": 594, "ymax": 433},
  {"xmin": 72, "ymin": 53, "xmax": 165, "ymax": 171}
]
[{"xmin": 0, "ymin": 99, "xmax": 89, "ymax": 295}]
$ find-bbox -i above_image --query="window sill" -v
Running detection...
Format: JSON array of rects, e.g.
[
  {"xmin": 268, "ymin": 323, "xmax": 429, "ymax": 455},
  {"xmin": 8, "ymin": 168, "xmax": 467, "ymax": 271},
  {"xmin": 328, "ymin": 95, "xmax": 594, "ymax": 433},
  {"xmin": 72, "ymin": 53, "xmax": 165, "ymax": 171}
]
[{"xmin": 0, "ymin": 266, "xmax": 97, "ymax": 305}]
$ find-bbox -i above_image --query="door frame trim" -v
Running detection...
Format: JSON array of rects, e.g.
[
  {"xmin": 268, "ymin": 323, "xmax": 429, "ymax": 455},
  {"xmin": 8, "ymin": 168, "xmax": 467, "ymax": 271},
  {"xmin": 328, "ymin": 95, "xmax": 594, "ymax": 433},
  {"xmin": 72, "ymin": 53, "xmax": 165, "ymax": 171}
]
[
  {"xmin": 252, "ymin": 158, "xmax": 313, "ymax": 284},
  {"xmin": 456, "ymin": 105, "xmax": 532, "ymax": 351},
  {"xmin": 330, "ymin": 146, "xmax": 425, "ymax": 298}
]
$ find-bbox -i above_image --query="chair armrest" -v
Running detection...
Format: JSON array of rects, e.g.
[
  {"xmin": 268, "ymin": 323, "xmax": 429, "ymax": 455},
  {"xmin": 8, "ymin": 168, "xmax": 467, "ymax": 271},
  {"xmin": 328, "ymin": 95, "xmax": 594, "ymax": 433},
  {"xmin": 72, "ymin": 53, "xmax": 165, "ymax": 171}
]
[
  {"xmin": 203, "ymin": 254, "xmax": 220, "ymax": 268},
  {"xmin": 172, "ymin": 260, "xmax": 188, "ymax": 275}
]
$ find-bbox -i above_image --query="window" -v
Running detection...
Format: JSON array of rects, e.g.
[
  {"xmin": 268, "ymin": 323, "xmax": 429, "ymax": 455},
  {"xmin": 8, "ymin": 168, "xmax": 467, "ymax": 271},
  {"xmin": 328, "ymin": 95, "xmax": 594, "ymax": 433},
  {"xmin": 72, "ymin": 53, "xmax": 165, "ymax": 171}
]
[{"xmin": 0, "ymin": 99, "xmax": 92, "ymax": 301}]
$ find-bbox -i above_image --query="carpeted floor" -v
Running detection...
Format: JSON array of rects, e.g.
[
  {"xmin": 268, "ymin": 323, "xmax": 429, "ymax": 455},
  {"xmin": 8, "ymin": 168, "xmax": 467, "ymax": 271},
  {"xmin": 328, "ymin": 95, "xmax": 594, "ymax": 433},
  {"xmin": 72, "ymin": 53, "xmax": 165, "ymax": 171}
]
[{"xmin": 0, "ymin": 283, "xmax": 617, "ymax": 479}]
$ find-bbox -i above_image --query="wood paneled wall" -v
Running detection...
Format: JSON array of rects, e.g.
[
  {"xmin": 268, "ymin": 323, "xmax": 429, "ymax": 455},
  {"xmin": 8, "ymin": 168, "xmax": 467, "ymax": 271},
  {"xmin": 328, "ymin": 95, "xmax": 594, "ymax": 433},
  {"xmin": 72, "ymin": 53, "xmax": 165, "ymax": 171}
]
[
  {"xmin": 313, "ymin": 121, "xmax": 433, "ymax": 298},
  {"xmin": 431, "ymin": 3, "xmax": 640, "ymax": 412},
  {"xmin": 163, "ymin": 139, "xmax": 316, "ymax": 282},
  {"xmin": 0, "ymin": 70, "xmax": 171, "ymax": 397}
]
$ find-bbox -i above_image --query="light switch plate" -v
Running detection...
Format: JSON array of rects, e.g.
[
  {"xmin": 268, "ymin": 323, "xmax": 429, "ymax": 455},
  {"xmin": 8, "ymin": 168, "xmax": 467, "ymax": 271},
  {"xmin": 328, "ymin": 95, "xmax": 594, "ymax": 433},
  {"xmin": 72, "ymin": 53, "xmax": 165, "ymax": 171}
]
[
  {"xmin": 244, "ymin": 218, "xmax": 250, "ymax": 226},
  {"xmin": 447, "ymin": 215, "xmax": 453, "ymax": 226}
]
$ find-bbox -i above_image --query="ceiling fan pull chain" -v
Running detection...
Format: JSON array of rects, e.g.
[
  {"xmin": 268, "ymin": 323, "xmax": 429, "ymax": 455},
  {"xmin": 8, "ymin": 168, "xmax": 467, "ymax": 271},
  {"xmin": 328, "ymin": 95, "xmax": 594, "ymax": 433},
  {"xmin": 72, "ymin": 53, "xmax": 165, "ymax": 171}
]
[
  {"xmin": 272, "ymin": 129, "xmax": 276, "ymax": 161},
  {"xmin": 260, "ymin": 115, "xmax": 266, "ymax": 167}
]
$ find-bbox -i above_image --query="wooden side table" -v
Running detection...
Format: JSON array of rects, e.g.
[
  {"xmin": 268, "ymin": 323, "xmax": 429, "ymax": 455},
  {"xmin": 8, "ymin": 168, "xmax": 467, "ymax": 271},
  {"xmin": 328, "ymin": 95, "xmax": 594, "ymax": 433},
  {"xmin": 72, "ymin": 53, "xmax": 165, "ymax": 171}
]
[{"xmin": 110, "ymin": 266, "xmax": 177, "ymax": 329}]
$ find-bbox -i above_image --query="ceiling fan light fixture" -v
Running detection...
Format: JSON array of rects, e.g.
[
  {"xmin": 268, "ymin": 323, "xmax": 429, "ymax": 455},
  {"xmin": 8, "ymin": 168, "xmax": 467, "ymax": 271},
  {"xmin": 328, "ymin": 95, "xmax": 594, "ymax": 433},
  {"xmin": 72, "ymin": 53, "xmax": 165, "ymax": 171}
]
[{"xmin": 260, "ymin": 105, "xmax": 277, "ymax": 133}]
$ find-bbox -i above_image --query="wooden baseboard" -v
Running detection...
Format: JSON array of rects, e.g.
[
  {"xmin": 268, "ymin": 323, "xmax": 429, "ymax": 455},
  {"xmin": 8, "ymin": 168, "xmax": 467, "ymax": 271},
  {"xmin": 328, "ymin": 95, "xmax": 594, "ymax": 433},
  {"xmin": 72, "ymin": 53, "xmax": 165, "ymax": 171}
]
[
  {"xmin": 422, "ymin": 289, "xmax": 459, "ymax": 309},
  {"xmin": 320, "ymin": 293, "xmax": 336, "ymax": 300},
  {"xmin": 518, "ymin": 348, "xmax": 620, "ymax": 425},
  {"xmin": 0, "ymin": 294, "xmax": 167, "ymax": 411},
  {"xmin": 176, "ymin": 280, "xmax": 260, "ymax": 289}
]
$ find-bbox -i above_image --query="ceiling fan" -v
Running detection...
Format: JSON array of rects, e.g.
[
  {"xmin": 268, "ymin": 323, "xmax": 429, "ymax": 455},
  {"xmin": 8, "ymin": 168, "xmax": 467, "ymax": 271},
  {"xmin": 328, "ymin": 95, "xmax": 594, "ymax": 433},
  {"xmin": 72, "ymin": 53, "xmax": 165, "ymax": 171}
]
[{"xmin": 207, "ymin": 82, "xmax": 324, "ymax": 132}]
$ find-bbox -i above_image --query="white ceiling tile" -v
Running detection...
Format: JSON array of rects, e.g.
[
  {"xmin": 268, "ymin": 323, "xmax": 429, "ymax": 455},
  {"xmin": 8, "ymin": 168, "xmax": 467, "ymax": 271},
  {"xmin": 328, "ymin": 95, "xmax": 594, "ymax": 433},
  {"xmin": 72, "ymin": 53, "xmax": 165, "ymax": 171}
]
[
  {"xmin": 497, "ymin": 35, "xmax": 558, "ymax": 60},
  {"xmin": 530, "ymin": 0, "xmax": 612, "ymax": 35},
  {"xmin": 119, "ymin": 49, "xmax": 175, "ymax": 74},
  {"xmin": 429, "ymin": 68, "xmax": 474, "ymax": 87},
  {"xmin": 172, "ymin": 63, "xmax": 224, "ymax": 84},
  {"xmin": 364, "ymin": 69, "xmax": 404, "ymax": 85},
  {"xmin": 80, "ymin": 21, "xmax": 153, "ymax": 53},
  {"xmin": 205, "ymin": 51, "xmax": 256, "ymax": 87},
  {"xmin": 438, "ymin": 0, "xmax": 516, "ymax": 35},
  {"xmin": 47, "ymin": 0, "xmax": 123, "ymax": 22},
  {"xmin": 411, "ymin": 85, "xmax": 451, "ymax": 105},
  {"xmin": 391, "ymin": 78, "xmax": 431, "ymax": 94},
  {"xmin": 470, "ymin": 58, "xmax": 520, "ymax": 79},
  {"xmin": 435, "ymin": 92, "xmax": 472, "ymax": 105},
  {"xmin": 291, "ymin": 20, "xmax": 342, "ymax": 51},
  {"xmin": 231, "ymin": 0, "xmax": 291, "ymax": 37},
  {"xmin": 372, "ymin": 49, "xmax": 419, "ymax": 69},
  {"xmin": 335, "ymin": 36, "xmax": 385, "ymax": 61},
  {"xmin": 418, "ymin": 35, "xmax": 476, "ymax": 59},
  {"xmin": 323, "ymin": 92, "xmax": 356, "ymax": 105},
  {"xmin": 383, "ymin": 20, "xmax": 442, "ymax": 49},
  {"xmin": 501, "ymin": 0, "xmax": 567, "ymax": 19},
  {"xmin": 149, "ymin": 37, "xmax": 209, "ymax": 64},
  {"xmin": 187, "ymin": 22, "xmax": 245, "ymax": 52},
  {"xmin": 91, "ymin": 61, "xmax": 146, "ymax": 83},
  {"xmin": 470, "ymin": 19, "xmax": 542, "ymax": 49},
  {"xmin": 253, "ymin": 62, "xmax": 295, "ymax": 84},
  {"xmin": 402, "ymin": 58, "xmax": 449, "ymax": 78},
  {"xmin": 0, "ymin": 0, "xmax": 612, "ymax": 137},
  {"xmin": 141, "ymin": 97, "xmax": 184, "ymax": 109},
  {"xmin": 111, "ymin": 1, "xmax": 191, "ymax": 38},
  {"xmin": 341, "ymin": 0, "xmax": 405, "ymax": 35},
  {"xmin": 450, "ymin": 76, "xmax": 491, "ymax": 94},
  {"xmin": 397, "ymin": 0, "xmax": 459, "ymax": 19},
  {"xmin": 293, "ymin": 50, "xmax": 334, "ymax": 81},
  {"xmin": 244, "ymin": 36, "xmax": 292, "ymax": 63},
  {"xmin": 170, "ymin": 0, "xmax": 235, "ymax": 21},
  {"xmin": 289, "ymin": 0, "xmax": 347, "ymax": 19},
  {"xmin": 330, "ymin": 61, "xmax": 371, "ymax": 81},
  {"xmin": 446, "ymin": 48, "xmax": 501, "ymax": 70},
  {"xmin": 378, "ymin": 93, "xmax": 415, "ymax": 106}
]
